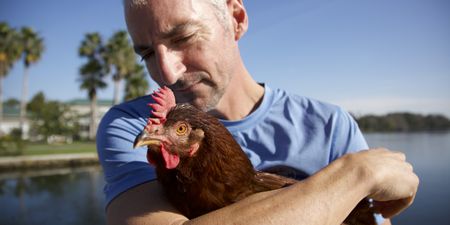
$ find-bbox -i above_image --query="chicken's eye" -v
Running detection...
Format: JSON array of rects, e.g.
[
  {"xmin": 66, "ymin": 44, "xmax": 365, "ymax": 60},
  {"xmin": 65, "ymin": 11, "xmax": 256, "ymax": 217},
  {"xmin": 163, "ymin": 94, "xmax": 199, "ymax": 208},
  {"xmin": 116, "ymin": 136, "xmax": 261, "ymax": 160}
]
[{"xmin": 176, "ymin": 123, "xmax": 188, "ymax": 136}]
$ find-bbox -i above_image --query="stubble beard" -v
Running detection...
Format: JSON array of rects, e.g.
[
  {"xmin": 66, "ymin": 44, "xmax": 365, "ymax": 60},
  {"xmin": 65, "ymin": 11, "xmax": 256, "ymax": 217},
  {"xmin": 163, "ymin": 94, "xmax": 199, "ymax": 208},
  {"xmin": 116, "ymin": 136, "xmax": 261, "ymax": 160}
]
[
  {"xmin": 169, "ymin": 72, "xmax": 226, "ymax": 112},
  {"xmin": 202, "ymin": 86, "xmax": 224, "ymax": 112}
]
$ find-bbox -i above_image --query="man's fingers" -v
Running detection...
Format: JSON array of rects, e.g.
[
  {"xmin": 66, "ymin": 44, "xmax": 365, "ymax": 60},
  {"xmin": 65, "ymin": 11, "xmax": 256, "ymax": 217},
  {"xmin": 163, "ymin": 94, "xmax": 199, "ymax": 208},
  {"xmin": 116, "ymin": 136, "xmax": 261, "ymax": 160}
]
[
  {"xmin": 372, "ymin": 147, "xmax": 406, "ymax": 161},
  {"xmin": 392, "ymin": 151, "xmax": 406, "ymax": 161},
  {"xmin": 372, "ymin": 195, "xmax": 415, "ymax": 218},
  {"xmin": 371, "ymin": 170, "xmax": 419, "ymax": 218}
]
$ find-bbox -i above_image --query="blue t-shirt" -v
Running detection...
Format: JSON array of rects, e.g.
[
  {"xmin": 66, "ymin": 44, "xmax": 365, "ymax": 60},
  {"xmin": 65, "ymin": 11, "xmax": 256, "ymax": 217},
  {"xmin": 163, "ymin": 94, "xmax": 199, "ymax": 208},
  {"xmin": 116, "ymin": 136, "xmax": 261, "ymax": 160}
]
[
  {"xmin": 221, "ymin": 86, "xmax": 368, "ymax": 178},
  {"xmin": 97, "ymin": 85, "xmax": 382, "ymax": 223}
]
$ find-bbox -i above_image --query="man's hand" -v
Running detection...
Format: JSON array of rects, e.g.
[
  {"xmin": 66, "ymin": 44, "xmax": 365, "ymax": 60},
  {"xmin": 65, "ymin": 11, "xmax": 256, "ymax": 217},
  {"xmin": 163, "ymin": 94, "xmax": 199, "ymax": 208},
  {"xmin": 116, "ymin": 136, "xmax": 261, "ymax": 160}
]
[{"xmin": 345, "ymin": 148, "xmax": 419, "ymax": 218}]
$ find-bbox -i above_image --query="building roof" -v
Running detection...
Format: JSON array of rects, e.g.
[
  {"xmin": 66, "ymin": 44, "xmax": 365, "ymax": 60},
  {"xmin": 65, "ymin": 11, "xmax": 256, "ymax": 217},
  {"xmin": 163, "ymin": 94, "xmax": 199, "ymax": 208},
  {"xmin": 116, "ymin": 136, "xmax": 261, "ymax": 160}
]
[
  {"xmin": 1, "ymin": 105, "xmax": 21, "ymax": 118},
  {"xmin": 66, "ymin": 99, "xmax": 113, "ymax": 106},
  {"xmin": 2, "ymin": 99, "xmax": 113, "ymax": 118}
]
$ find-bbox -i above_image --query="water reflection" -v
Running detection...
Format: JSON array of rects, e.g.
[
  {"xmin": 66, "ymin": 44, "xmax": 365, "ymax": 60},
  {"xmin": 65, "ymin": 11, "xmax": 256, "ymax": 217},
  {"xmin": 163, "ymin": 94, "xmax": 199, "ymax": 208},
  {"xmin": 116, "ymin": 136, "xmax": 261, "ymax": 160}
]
[{"xmin": 0, "ymin": 166, "xmax": 106, "ymax": 225}]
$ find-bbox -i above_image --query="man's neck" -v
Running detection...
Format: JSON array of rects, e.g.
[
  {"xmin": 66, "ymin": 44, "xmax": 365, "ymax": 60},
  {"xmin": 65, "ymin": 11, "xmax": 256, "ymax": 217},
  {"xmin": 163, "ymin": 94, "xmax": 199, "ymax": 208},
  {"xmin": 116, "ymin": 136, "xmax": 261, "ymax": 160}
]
[{"xmin": 208, "ymin": 69, "xmax": 264, "ymax": 121}]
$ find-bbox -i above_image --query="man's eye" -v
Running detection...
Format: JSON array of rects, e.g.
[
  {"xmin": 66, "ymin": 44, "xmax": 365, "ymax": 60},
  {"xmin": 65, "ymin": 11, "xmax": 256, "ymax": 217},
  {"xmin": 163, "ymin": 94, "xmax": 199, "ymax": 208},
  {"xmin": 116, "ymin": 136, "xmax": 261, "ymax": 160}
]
[{"xmin": 173, "ymin": 34, "xmax": 195, "ymax": 46}]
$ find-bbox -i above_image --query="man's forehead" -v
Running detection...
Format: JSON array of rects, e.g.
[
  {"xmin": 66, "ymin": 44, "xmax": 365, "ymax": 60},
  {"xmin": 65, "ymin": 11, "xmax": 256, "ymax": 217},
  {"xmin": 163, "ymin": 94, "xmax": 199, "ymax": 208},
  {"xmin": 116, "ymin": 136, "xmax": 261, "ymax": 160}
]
[
  {"xmin": 125, "ymin": 0, "xmax": 212, "ymax": 53},
  {"xmin": 124, "ymin": 0, "xmax": 206, "ymax": 33}
]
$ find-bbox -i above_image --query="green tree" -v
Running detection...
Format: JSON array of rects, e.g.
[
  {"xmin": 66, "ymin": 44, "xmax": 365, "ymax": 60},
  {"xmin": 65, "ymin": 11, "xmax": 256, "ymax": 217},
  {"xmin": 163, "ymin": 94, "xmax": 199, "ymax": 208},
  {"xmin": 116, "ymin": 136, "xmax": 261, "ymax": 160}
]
[
  {"xmin": 356, "ymin": 112, "xmax": 450, "ymax": 132},
  {"xmin": 78, "ymin": 33, "xmax": 107, "ymax": 140},
  {"xmin": 27, "ymin": 92, "xmax": 80, "ymax": 141},
  {"xmin": 5, "ymin": 98, "xmax": 20, "ymax": 108},
  {"xmin": 124, "ymin": 64, "xmax": 149, "ymax": 101},
  {"xmin": 19, "ymin": 27, "xmax": 44, "ymax": 137},
  {"xmin": 0, "ymin": 22, "xmax": 22, "ymax": 130},
  {"xmin": 27, "ymin": 91, "xmax": 45, "ymax": 113},
  {"xmin": 105, "ymin": 30, "xmax": 137, "ymax": 105},
  {"xmin": 28, "ymin": 93, "xmax": 79, "ymax": 139}
]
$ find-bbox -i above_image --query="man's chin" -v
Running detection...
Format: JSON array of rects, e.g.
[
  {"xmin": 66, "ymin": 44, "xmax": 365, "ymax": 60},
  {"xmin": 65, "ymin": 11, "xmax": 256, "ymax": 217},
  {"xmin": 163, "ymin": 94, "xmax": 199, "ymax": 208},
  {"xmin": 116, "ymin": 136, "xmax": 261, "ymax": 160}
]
[
  {"xmin": 172, "ymin": 84, "xmax": 223, "ymax": 112},
  {"xmin": 175, "ymin": 95, "xmax": 217, "ymax": 112},
  {"xmin": 191, "ymin": 98, "xmax": 214, "ymax": 112}
]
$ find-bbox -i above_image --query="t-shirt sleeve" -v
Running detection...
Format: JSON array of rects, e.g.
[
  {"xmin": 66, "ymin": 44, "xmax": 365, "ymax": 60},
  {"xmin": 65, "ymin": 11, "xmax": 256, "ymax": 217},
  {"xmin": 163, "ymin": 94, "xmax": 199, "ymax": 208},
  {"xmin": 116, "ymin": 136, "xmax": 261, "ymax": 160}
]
[
  {"xmin": 329, "ymin": 107, "xmax": 369, "ymax": 161},
  {"xmin": 96, "ymin": 102, "xmax": 156, "ymax": 207}
]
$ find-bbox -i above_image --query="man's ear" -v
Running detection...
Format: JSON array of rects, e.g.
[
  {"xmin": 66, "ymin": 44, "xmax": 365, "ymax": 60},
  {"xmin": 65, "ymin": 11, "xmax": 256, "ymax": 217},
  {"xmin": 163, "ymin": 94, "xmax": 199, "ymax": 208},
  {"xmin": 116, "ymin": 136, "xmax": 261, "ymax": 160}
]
[{"xmin": 227, "ymin": 0, "xmax": 248, "ymax": 41}]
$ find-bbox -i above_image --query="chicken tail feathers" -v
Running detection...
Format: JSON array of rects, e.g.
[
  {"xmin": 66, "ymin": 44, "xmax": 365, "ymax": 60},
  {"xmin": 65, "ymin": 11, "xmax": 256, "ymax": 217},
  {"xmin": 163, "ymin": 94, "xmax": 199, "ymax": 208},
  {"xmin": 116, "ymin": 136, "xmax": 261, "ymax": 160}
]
[{"xmin": 253, "ymin": 171, "xmax": 297, "ymax": 191}]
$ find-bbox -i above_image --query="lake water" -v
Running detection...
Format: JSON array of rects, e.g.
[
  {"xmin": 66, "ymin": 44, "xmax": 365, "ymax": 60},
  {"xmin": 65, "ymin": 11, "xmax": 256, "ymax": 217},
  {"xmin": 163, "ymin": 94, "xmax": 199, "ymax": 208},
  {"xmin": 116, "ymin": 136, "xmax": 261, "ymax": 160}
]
[
  {"xmin": 0, "ymin": 166, "xmax": 106, "ymax": 225},
  {"xmin": 0, "ymin": 132, "xmax": 449, "ymax": 225}
]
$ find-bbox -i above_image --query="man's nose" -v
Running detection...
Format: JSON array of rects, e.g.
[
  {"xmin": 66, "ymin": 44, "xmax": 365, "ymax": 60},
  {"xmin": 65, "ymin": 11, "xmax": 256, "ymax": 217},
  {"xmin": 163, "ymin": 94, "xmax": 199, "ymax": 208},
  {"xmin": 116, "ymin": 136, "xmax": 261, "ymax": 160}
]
[{"xmin": 155, "ymin": 44, "xmax": 186, "ymax": 86}]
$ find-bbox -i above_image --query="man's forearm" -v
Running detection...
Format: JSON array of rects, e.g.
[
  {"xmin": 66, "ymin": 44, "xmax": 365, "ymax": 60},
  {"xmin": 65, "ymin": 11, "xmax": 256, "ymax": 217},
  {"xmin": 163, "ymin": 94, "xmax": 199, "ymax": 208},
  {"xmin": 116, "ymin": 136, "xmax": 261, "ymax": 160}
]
[{"xmin": 185, "ymin": 154, "xmax": 369, "ymax": 225}]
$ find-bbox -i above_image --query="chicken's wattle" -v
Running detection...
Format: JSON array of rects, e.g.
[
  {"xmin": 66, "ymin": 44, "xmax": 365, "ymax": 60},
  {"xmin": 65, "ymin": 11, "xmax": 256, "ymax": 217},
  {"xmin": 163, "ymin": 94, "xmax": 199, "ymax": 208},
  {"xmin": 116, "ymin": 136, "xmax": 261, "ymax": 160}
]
[{"xmin": 160, "ymin": 145, "xmax": 180, "ymax": 169}]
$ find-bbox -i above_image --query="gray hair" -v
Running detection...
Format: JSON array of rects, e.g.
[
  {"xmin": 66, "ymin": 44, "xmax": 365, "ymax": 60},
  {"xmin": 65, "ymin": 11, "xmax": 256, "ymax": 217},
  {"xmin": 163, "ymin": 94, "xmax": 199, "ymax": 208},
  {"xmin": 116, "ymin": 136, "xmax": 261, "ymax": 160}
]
[
  {"xmin": 123, "ymin": 0, "xmax": 147, "ymax": 8},
  {"xmin": 209, "ymin": 0, "xmax": 229, "ymax": 25},
  {"xmin": 124, "ymin": 0, "xmax": 229, "ymax": 23}
]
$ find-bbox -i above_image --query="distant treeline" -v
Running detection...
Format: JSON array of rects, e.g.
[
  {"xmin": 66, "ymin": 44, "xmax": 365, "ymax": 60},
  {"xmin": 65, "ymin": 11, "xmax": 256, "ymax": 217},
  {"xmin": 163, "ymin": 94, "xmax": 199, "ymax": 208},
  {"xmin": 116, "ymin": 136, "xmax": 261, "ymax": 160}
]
[{"xmin": 354, "ymin": 113, "xmax": 450, "ymax": 132}]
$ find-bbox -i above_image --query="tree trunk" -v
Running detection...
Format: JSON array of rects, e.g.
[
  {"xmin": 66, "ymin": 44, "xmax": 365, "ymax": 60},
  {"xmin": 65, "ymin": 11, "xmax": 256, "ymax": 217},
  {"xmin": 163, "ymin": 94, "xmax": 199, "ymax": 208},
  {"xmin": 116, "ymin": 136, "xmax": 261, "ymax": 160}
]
[
  {"xmin": 89, "ymin": 92, "xmax": 98, "ymax": 140},
  {"xmin": 20, "ymin": 66, "xmax": 29, "ymax": 139},
  {"xmin": 113, "ymin": 78, "xmax": 121, "ymax": 105},
  {"xmin": 0, "ymin": 76, "xmax": 3, "ymax": 136}
]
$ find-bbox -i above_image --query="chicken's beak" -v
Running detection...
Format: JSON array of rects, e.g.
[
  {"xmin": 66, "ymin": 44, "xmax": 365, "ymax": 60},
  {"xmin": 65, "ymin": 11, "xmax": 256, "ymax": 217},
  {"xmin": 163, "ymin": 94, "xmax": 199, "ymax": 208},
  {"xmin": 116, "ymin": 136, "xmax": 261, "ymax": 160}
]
[{"xmin": 133, "ymin": 129, "xmax": 164, "ymax": 149}]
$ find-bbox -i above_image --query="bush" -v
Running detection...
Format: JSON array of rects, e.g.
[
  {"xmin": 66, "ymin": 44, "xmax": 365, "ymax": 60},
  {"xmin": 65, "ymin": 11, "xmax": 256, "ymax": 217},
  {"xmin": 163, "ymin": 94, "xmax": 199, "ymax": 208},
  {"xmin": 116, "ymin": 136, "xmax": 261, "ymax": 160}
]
[{"xmin": 0, "ymin": 128, "xmax": 27, "ymax": 156}]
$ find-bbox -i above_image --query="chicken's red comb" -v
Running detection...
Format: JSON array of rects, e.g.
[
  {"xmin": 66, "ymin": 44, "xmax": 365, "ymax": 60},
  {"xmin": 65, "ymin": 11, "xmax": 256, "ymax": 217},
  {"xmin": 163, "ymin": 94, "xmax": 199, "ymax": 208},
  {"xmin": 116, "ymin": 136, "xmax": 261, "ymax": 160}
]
[{"xmin": 146, "ymin": 87, "xmax": 176, "ymax": 128}]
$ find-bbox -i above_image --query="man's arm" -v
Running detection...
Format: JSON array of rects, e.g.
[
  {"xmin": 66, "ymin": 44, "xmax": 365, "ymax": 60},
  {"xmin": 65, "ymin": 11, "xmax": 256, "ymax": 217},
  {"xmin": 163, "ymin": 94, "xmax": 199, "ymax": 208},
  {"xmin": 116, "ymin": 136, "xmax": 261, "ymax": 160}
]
[
  {"xmin": 107, "ymin": 181, "xmax": 186, "ymax": 225},
  {"xmin": 107, "ymin": 148, "xmax": 418, "ymax": 225}
]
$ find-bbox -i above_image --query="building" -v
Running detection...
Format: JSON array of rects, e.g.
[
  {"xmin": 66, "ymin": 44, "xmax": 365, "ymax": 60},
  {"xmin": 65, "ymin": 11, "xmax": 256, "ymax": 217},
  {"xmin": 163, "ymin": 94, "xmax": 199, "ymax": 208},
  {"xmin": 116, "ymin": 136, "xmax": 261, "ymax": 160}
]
[
  {"xmin": 0, "ymin": 104, "xmax": 30, "ymax": 137},
  {"xmin": 0, "ymin": 99, "xmax": 113, "ymax": 140},
  {"xmin": 65, "ymin": 99, "xmax": 113, "ymax": 139}
]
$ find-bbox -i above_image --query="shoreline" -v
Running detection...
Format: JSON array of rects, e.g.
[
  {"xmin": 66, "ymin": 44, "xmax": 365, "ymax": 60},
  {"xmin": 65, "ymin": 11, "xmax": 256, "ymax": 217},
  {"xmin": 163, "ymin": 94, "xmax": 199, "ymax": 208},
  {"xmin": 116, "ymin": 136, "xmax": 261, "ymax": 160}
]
[{"xmin": 0, "ymin": 153, "xmax": 99, "ymax": 172}]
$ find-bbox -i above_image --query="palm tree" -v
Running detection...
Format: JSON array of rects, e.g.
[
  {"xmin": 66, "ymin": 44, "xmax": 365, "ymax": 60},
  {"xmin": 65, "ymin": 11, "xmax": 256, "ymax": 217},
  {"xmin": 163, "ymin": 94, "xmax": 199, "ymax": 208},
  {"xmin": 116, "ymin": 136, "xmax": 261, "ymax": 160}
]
[
  {"xmin": 0, "ymin": 22, "xmax": 22, "ymax": 132},
  {"xmin": 79, "ymin": 33, "xmax": 107, "ymax": 140},
  {"xmin": 19, "ymin": 27, "xmax": 44, "ymax": 137},
  {"xmin": 124, "ymin": 64, "xmax": 150, "ymax": 101},
  {"xmin": 105, "ymin": 31, "xmax": 136, "ymax": 105}
]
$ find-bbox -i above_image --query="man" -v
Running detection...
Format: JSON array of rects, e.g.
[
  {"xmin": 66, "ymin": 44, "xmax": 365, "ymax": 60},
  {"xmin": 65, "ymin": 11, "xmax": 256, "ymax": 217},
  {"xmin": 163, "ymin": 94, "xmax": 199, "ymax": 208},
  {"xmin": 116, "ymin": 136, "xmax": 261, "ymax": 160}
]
[{"xmin": 97, "ymin": 0, "xmax": 419, "ymax": 224}]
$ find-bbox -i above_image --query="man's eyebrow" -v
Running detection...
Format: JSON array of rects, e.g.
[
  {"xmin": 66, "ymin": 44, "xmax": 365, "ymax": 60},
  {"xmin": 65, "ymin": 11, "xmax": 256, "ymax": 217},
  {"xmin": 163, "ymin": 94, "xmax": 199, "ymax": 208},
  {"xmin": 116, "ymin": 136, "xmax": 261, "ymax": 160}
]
[
  {"xmin": 161, "ymin": 20, "xmax": 204, "ymax": 39},
  {"xmin": 133, "ymin": 20, "xmax": 205, "ymax": 55}
]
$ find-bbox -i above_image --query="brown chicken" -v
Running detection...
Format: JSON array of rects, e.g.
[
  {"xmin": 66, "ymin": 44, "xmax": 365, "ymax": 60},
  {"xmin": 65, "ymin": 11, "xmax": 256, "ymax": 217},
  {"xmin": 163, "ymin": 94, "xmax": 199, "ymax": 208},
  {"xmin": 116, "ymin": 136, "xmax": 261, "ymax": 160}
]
[{"xmin": 134, "ymin": 87, "xmax": 376, "ymax": 224}]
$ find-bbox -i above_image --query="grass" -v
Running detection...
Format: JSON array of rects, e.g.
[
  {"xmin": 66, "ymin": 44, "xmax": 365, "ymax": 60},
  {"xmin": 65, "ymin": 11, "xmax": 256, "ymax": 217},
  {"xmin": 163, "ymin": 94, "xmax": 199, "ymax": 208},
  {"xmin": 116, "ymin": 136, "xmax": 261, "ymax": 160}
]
[
  {"xmin": 24, "ymin": 141, "xmax": 97, "ymax": 155},
  {"xmin": 0, "ymin": 141, "xmax": 97, "ymax": 156}
]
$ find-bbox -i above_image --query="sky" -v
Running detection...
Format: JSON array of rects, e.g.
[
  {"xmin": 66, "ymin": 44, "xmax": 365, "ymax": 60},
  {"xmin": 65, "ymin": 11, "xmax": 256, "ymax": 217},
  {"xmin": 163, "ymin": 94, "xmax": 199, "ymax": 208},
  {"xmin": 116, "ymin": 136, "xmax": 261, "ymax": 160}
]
[{"xmin": 1, "ymin": 0, "xmax": 449, "ymax": 117}]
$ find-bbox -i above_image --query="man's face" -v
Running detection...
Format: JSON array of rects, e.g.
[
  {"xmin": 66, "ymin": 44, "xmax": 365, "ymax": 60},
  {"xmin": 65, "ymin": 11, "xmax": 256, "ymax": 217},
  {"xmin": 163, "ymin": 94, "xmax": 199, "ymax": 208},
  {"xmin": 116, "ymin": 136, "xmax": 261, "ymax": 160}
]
[{"xmin": 125, "ymin": 0, "xmax": 238, "ymax": 111}]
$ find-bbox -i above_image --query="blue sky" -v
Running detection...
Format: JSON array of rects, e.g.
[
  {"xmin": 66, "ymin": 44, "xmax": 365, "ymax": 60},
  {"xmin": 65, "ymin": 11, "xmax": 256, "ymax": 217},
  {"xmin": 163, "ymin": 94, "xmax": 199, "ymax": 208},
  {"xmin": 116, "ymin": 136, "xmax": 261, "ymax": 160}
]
[{"xmin": 1, "ymin": 0, "xmax": 449, "ymax": 117}]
